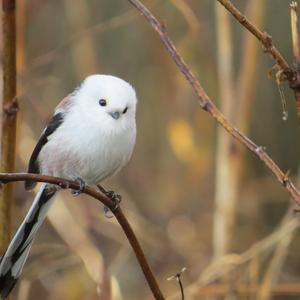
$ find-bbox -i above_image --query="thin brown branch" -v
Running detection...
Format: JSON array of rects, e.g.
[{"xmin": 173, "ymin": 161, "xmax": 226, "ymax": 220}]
[
  {"xmin": 216, "ymin": 0, "xmax": 293, "ymax": 80},
  {"xmin": 167, "ymin": 268, "xmax": 186, "ymax": 300},
  {"xmin": 126, "ymin": 0, "xmax": 300, "ymax": 206},
  {"xmin": 216, "ymin": 0, "xmax": 300, "ymax": 123},
  {"xmin": 0, "ymin": 0, "xmax": 17, "ymax": 256},
  {"xmin": 0, "ymin": 172, "xmax": 165, "ymax": 300}
]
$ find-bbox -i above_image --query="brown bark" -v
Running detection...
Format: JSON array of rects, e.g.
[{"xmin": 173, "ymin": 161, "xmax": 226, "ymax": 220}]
[{"xmin": 0, "ymin": 0, "xmax": 17, "ymax": 255}]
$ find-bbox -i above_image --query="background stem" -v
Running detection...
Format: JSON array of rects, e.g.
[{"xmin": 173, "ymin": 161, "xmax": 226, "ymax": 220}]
[{"xmin": 0, "ymin": 0, "xmax": 17, "ymax": 256}]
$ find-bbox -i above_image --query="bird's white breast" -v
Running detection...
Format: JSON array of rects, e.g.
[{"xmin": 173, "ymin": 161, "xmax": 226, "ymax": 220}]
[{"xmin": 38, "ymin": 110, "xmax": 136, "ymax": 185}]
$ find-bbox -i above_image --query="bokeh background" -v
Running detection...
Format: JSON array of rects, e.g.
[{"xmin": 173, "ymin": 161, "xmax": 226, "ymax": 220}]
[{"xmin": 5, "ymin": 0, "xmax": 300, "ymax": 299}]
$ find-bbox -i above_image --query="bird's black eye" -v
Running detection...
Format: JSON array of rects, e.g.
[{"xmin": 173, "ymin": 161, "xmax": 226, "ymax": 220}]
[
  {"xmin": 99, "ymin": 99, "xmax": 107, "ymax": 106},
  {"xmin": 123, "ymin": 107, "xmax": 128, "ymax": 114}
]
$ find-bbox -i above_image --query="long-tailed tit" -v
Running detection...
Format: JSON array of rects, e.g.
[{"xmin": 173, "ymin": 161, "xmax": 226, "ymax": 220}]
[{"xmin": 0, "ymin": 74, "xmax": 137, "ymax": 298}]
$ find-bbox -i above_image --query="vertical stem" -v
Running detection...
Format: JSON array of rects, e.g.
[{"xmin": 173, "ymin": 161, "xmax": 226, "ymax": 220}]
[
  {"xmin": 0, "ymin": 0, "xmax": 17, "ymax": 254},
  {"xmin": 237, "ymin": 0, "xmax": 266, "ymax": 133},
  {"xmin": 290, "ymin": 1, "xmax": 300, "ymax": 123},
  {"xmin": 291, "ymin": 1, "xmax": 300, "ymax": 64},
  {"xmin": 214, "ymin": 0, "xmax": 266, "ymax": 260},
  {"xmin": 213, "ymin": 2, "xmax": 236, "ymax": 258},
  {"xmin": 234, "ymin": 0, "xmax": 266, "ymax": 188}
]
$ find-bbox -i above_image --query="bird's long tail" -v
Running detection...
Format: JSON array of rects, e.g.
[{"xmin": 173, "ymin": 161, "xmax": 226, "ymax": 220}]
[{"xmin": 0, "ymin": 183, "xmax": 56, "ymax": 299}]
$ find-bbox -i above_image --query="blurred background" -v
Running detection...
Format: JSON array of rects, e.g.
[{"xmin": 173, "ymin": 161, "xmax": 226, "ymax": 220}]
[{"xmin": 4, "ymin": 0, "xmax": 300, "ymax": 299}]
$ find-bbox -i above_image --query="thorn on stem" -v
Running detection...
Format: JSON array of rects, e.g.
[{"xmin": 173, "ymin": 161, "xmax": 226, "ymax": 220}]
[
  {"xmin": 255, "ymin": 146, "xmax": 266, "ymax": 154},
  {"xmin": 283, "ymin": 170, "xmax": 291, "ymax": 187},
  {"xmin": 262, "ymin": 32, "xmax": 273, "ymax": 52},
  {"xmin": 202, "ymin": 101, "xmax": 212, "ymax": 112}
]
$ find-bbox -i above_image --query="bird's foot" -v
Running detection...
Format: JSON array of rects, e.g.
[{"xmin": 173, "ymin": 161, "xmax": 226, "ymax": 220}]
[
  {"xmin": 97, "ymin": 185, "xmax": 122, "ymax": 218},
  {"xmin": 71, "ymin": 178, "xmax": 86, "ymax": 196},
  {"xmin": 105, "ymin": 190, "xmax": 122, "ymax": 208}
]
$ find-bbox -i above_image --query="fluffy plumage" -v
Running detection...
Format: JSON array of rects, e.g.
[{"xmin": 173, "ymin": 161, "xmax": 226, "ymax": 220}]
[
  {"xmin": 31, "ymin": 74, "xmax": 137, "ymax": 185},
  {"xmin": 0, "ymin": 74, "xmax": 137, "ymax": 298}
]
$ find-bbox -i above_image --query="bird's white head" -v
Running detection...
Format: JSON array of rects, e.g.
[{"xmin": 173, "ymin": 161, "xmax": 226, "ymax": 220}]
[{"xmin": 72, "ymin": 74, "xmax": 137, "ymax": 132}]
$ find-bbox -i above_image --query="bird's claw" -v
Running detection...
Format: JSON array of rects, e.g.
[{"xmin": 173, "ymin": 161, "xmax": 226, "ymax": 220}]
[
  {"xmin": 103, "ymin": 190, "xmax": 122, "ymax": 218},
  {"xmin": 71, "ymin": 178, "xmax": 86, "ymax": 197},
  {"xmin": 105, "ymin": 190, "xmax": 122, "ymax": 208},
  {"xmin": 97, "ymin": 185, "xmax": 122, "ymax": 217},
  {"xmin": 104, "ymin": 190, "xmax": 122, "ymax": 215}
]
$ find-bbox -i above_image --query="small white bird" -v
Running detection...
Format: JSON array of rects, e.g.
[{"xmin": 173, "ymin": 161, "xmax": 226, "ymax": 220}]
[{"xmin": 0, "ymin": 74, "xmax": 137, "ymax": 298}]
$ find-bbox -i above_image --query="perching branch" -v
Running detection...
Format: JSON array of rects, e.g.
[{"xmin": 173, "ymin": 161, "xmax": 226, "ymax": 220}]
[
  {"xmin": 125, "ymin": 0, "xmax": 300, "ymax": 206},
  {"xmin": 0, "ymin": 0, "xmax": 17, "ymax": 256},
  {"xmin": 0, "ymin": 173, "xmax": 165, "ymax": 300}
]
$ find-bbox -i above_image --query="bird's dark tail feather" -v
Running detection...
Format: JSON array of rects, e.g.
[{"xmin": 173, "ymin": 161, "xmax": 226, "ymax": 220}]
[
  {"xmin": 0, "ymin": 183, "xmax": 56, "ymax": 299},
  {"xmin": 0, "ymin": 274, "xmax": 17, "ymax": 299}
]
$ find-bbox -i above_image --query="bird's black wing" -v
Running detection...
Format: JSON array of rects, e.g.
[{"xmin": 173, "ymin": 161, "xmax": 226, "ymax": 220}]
[{"xmin": 25, "ymin": 112, "xmax": 65, "ymax": 190}]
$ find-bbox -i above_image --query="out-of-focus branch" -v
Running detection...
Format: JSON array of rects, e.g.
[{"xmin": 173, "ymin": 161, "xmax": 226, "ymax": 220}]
[
  {"xmin": 125, "ymin": 0, "xmax": 300, "ymax": 206},
  {"xmin": 170, "ymin": 0, "xmax": 200, "ymax": 34},
  {"xmin": 28, "ymin": 10, "xmax": 137, "ymax": 72},
  {"xmin": 256, "ymin": 207, "xmax": 299, "ymax": 300},
  {"xmin": 191, "ymin": 282, "xmax": 300, "ymax": 297},
  {"xmin": 168, "ymin": 217, "xmax": 299, "ymax": 299},
  {"xmin": 236, "ymin": 0, "xmax": 266, "ymax": 133},
  {"xmin": 63, "ymin": 0, "xmax": 99, "ymax": 79},
  {"xmin": 291, "ymin": 1, "xmax": 300, "ymax": 64},
  {"xmin": 233, "ymin": 0, "xmax": 266, "ymax": 194},
  {"xmin": 0, "ymin": 173, "xmax": 165, "ymax": 300},
  {"xmin": 214, "ymin": 2, "xmax": 237, "ymax": 257},
  {"xmin": 0, "ymin": 0, "xmax": 18, "ymax": 255},
  {"xmin": 257, "ymin": 230, "xmax": 295, "ymax": 300}
]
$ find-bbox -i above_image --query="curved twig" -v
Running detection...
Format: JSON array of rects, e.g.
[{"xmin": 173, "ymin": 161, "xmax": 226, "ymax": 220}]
[
  {"xmin": 0, "ymin": 172, "xmax": 165, "ymax": 300},
  {"xmin": 125, "ymin": 0, "xmax": 300, "ymax": 206}
]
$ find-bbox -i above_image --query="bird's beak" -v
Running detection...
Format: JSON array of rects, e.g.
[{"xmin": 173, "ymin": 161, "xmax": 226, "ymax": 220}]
[{"xmin": 109, "ymin": 111, "xmax": 121, "ymax": 120}]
